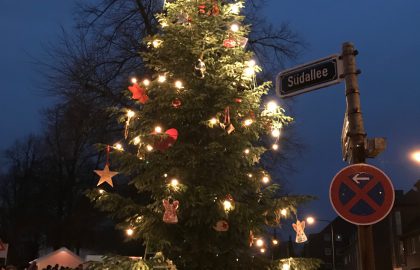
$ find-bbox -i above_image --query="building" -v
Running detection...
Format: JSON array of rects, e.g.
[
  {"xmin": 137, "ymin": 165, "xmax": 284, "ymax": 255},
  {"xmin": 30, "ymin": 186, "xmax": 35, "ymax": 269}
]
[{"xmin": 304, "ymin": 180, "xmax": 420, "ymax": 270}]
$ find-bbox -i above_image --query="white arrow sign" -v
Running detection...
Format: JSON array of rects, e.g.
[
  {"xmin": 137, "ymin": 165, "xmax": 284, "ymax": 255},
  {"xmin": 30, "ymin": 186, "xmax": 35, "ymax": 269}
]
[{"xmin": 352, "ymin": 173, "xmax": 371, "ymax": 184}]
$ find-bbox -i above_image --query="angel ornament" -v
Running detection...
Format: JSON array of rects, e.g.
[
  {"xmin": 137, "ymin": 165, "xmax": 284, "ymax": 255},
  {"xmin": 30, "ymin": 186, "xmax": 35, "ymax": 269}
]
[
  {"xmin": 292, "ymin": 220, "xmax": 308, "ymax": 243},
  {"xmin": 162, "ymin": 199, "xmax": 179, "ymax": 224}
]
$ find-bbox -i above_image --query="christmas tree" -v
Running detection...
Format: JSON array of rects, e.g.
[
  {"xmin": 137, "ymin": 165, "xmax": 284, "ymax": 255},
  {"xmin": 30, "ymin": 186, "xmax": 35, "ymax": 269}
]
[{"xmin": 88, "ymin": 1, "xmax": 319, "ymax": 269}]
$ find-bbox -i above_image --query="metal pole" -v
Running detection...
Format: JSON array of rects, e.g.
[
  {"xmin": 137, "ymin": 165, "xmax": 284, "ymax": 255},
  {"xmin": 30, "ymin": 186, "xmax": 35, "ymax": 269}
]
[
  {"xmin": 331, "ymin": 224, "xmax": 335, "ymax": 270},
  {"xmin": 341, "ymin": 42, "xmax": 375, "ymax": 270}
]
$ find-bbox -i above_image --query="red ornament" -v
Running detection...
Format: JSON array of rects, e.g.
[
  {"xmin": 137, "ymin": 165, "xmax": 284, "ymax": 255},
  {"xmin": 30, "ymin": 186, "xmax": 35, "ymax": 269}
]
[
  {"xmin": 163, "ymin": 199, "xmax": 179, "ymax": 224},
  {"xmin": 154, "ymin": 128, "xmax": 178, "ymax": 151},
  {"xmin": 235, "ymin": 98, "xmax": 242, "ymax": 103},
  {"xmin": 223, "ymin": 39, "xmax": 236, "ymax": 48},
  {"xmin": 223, "ymin": 37, "xmax": 248, "ymax": 48},
  {"xmin": 213, "ymin": 220, "xmax": 229, "ymax": 232},
  {"xmin": 128, "ymin": 83, "xmax": 148, "ymax": 104},
  {"xmin": 172, "ymin": 98, "xmax": 182, "ymax": 108}
]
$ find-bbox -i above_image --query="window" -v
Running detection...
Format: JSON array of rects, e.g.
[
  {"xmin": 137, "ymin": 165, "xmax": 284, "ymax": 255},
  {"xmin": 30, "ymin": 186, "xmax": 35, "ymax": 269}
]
[
  {"xmin": 395, "ymin": 211, "xmax": 402, "ymax": 235},
  {"xmin": 324, "ymin": 233, "xmax": 331, "ymax": 241},
  {"xmin": 325, "ymin": 248, "xmax": 332, "ymax": 256}
]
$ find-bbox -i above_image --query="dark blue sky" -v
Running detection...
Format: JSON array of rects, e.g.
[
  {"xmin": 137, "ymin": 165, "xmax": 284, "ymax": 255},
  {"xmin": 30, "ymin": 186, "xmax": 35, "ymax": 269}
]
[{"xmin": 0, "ymin": 1, "xmax": 419, "ymax": 234}]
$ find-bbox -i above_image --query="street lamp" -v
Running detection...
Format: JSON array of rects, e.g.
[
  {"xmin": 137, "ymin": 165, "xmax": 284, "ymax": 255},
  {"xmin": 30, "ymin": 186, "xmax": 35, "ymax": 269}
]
[
  {"xmin": 410, "ymin": 150, "xmax": 420, "ymax": 164},
  {"xmin": 306, "ymin": 216, "xmax": 336, "ymax": 270}
]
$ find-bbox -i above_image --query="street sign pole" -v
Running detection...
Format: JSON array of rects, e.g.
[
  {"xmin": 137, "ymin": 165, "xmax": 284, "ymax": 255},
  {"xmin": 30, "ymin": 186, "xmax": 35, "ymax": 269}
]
[{"xmin": 341, "ymin": 42, "xmax": 375, "ymax": 270}]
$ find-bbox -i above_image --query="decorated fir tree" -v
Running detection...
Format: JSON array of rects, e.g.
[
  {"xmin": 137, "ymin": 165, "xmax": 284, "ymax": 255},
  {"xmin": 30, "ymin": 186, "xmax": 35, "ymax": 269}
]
[{"xmin": 89, "ymin": 1, "xmax": 320, "ymax": 269}]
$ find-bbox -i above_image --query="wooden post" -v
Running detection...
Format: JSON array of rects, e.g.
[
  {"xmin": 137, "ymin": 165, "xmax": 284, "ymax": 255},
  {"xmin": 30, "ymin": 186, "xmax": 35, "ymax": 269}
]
[{"xmin": 341, "ymin": 42, "xmax": 375, "ymax": 270}]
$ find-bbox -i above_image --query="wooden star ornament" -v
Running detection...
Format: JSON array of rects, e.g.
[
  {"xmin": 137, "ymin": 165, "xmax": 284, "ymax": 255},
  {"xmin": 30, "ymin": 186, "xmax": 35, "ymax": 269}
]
[{"xmin": 94, "ymin": 164, "xmax": 119, "ymax": 187}]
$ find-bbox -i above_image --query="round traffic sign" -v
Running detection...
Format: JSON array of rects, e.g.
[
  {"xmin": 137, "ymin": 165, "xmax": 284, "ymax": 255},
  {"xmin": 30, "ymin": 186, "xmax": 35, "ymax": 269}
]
[{"xmin": 329, "ymin": 164, "xmax": 395, "ymax": 225}]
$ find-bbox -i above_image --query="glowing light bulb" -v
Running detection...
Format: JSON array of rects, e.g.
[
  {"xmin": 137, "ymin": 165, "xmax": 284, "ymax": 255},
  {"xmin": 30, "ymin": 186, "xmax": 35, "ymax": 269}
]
[
  {"xmin": 163, "ymin": 173, "xmax": 168, "ymax": 177},
  {"xmin": 143, "ymin": 79, "xmax": 150, "ymax": 86},
  {"xmin": 272, "ymin": 239, "xmax": 279, "ymax": 245},
  {"xmin": 210, "ymin": 118, "xmax": 218, "ymax": 125},
  {"xmin": 133, "ymin": 136, "xmax": 141, "ymax": 145},
  {"xmin": 247, "ymin": 59, "xmax": 256, "ymax": 67},
  {"xmin": 158, "ymin": 75, "xmax": 166, "ymax": 83},
  {"xmin": 271, "ymin": 129, "xmax": 281, "ymax": 137},
  {"xmin": 256, "ymin": 238, "xmax": 264, "ymax": 247},
  {"xmin": 411, "ymin": 150, "xmax": 420, "ymax": 163},
  {"xmin": 230, "ymin": 3, "xmax": 240, "ymax": 14},
  {"xmin": 114, "ymin": 143, "xmax": 123, "ymax": 151},
  {"xmin": 272, "ymin": 144, "xmax": 279, "ymax": 150},
  {"xmin": 262, "ymin": 176, "xmax": 270, "ymax": 184},
  {"xmin": 248, "ymin": 173, "xmax": 253, "ymax": 178},
  {"xmin": 170, "ymin": 178, "xmax": 179, "ymax": 187},
  {"xmin": 146, "ymin": 144, "xmax": 154, "ymax": 152},
  {"xmin": 282, "ymin": 263, "xmax": 290, "ymax": 270},
  {"xmin": 243, "ymin": 67, "xmax": 255, "ymax": 77},
  {"xmin": 152, "ymin": 39, "xmax": 162, "ymax": 48},
  {"xmin": 266, "ymin": 101, "xmax": 278, "ymax": 112},
  {"xmin": 131, "ymin": 77, "xmax": 138, "ymax": 84},
  {"xmin": 127, "ymin": 110, "xmax": 135, "ymax": 118},
  {"xmin": 244, "ymin": 149, "xmax": 250, "ymax": 154},
  {"xmin": 306, "ymin": 216, "xmax": 315, "ymax": 225},
  {"xmin": 280, "ymin": 209, "xmax": 287, "ymax": 216},
  {"xmin": 230, "ymin": 23, "xmax": 240, "ymax": 32},
  {"xmin": 223, "ymin": 200, "xmax": 233, "ymax": 211},
  {"xmin": 174, "ymin": 80, "xmax": 183, "ymax": 89},
  {"xmin": 126, "ymin": 228, "xmax": 134, "ymax": 236},
  {"xmin": 244, "ymin": 119, "xmax": 253, "ymax": 126},
  {"xmin": 260, "ymin": 248, "xmax": 266, "ymax": 253},
  {"xmin": 98, "ymin": 189, "xmax": 105, "ymax": 194},
  {"xmin": 155, "ymin": 126, "xmax": 162, "ymax": 133}
]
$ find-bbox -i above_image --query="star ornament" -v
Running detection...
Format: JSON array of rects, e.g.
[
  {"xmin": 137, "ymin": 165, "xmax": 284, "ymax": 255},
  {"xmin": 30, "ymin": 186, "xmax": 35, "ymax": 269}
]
[{"xmin": 94, "ymin": 164, "xmax": 119, "ymax": 187}]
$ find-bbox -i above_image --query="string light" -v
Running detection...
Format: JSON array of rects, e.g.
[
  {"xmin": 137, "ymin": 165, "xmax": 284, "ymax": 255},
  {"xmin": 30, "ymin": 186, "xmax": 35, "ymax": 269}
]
[
  {"xmin": 152, "ymin": 39, "xmax": 162, "ymax": 48},
  {"xmin": 260, "ymin": 248, "xmax": 266, "ymax": 253},
  {"xmin": 244, "ymin": 119, "xmax": 253, "ymax": 126},
  {"xmin": 143, "ymin": 79, "xmax": 150, "ymax": 86},
  {"xmin": 126, "ymin": 228, "xmax": 134, "ymax": 236},
  {"xmin": 170, "ymin": 178, "xmax": 179, "ymax": 188},
  {"xmin": 210, "ymin": 118, "xmax": 218, "ymax": 125},
  {"xmin": 248, "ymin": 173, "xmax": 253, "ymax": 178},
  {"xmin": 230, "ymin": 23, "xmax": 240, "ymax": 32},
  {"xmin": 244, "ymin": 149, "xmax": 250, "ymax": 154},
  {"xmin": 164, "ymin": 173, "xmax": 168, "ymax": 178},
  {"xmin": 114, "ymin": 143, "xmax": 124, "ymax": 151},
  {"xmin": 243, "ymin": 67, "xmax": 255, "ymax": 77},
  {"xmin": 174, "ymin": 80, "xmax": 183, "ymax": 89},
  {"xmin": 98, "ymin": 189, "xmax": 105, "ymax": 194},
  {"xmin": 271, "ymin": 129, "xmax": 281, "ymax": 138},
  {"xmin": 154, "ymin": 126, "xmax": 162, "ymax": 133},
  {"xmin": 262, "ymin": 176, "xmax": 270, "ymax": 184},
  {"xmin": 127, "ymin": 110, "xmax": 135, "ymax": 118},
  {"xmin": 255, "ymin": 238, "xmax": 264, "ymax": 247},
  {"xmin": 282, "ymin": 263, "xmax": 290, "ymax": 270},
  {"xmin": 272, "ymin": 144, "xmax": 279, "ymax": 150},
  {"xmin": 247, "ymin": 59, "xmax": 256, "ymax": 67},
  {"xmin": 280, "ymin": 209, "xmax": 287, "ymax": 216},
  {"xmin": 266, "ymin": 101, "xmax": 278, "ymax": 112},
  {"xmin": 158, "ymin": 75, "xmax": 166, "ymax": 83},
  {"xmin": 146, "ymin": 144, "xmax": 154, "ymax": 152},
  {"xmin": 131, "ymin": 77, "xmax": 138, "ymax": 84},
  {"xmin": 133, "ymin": 136, "xmax": 141, "ymax": 145},
  {"xmin": 135, "ymin": 216, "xmax": 143, "ymax": 223},
  {"xmin": 272, "ymin": 239, "xmax": 279, "ymax": 245},
  {"xmin": 230, "ymin": 3, "xmax": 240, "ymax": 14},
  {"xmin": 223, "ymin": 200, "xmax": 233, "ymax": 212}
]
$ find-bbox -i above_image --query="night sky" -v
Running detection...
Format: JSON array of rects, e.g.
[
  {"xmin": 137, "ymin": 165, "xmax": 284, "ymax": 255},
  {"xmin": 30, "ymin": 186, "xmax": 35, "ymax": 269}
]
[{"xmin": 1, "ymin": 0, "xmax": 419, "ymax": 235}]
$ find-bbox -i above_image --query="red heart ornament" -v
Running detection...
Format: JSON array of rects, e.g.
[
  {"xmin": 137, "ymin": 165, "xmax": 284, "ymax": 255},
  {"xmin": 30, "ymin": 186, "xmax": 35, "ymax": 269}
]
[
  {"xmin": 128, "ymin": 83, "xmax": 149, "ymax": 104},
  {"xmin": 154, "ymin": 128, "xmax": 178, "ymax": 151}
]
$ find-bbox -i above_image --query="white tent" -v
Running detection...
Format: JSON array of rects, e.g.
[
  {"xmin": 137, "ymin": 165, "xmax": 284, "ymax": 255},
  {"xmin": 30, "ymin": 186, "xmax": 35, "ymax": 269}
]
[{"xmin": 34, "ymin": 247, "xmax": 83, "ymax": 269}]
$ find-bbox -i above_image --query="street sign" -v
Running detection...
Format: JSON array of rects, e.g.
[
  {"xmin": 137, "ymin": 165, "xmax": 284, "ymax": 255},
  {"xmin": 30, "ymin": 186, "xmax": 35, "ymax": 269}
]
[
  {"xmin": 329, "ymin": 164, "xmax": 395, "ymax": 225},
  {"xmin": 276, "ymin": 55, "xmax": 343, "ymax": 98}
]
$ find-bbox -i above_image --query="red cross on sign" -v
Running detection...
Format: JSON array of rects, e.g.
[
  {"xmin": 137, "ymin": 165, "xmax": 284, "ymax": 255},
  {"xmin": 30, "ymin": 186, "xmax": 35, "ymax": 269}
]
[{"xmin": 329, "ymin": 164, "xmax": 395, "ymax": 225}]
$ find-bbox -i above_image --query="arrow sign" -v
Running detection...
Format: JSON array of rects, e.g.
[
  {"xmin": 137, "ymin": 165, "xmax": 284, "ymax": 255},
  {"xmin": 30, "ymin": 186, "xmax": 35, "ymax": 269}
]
[
  {"xmin": 351, "ymin": 173, "xmax": 372, "ymax": 184},
  {"xmin": 276, "ymin": 55, "xmax": 343, "ymax": 98}
]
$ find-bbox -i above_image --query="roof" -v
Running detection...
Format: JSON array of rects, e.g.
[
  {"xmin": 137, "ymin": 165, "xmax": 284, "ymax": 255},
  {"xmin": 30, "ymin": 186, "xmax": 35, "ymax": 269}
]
[{"xmin": 33, "ymin": 247, "xmax": 83, "ymax": 269}]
